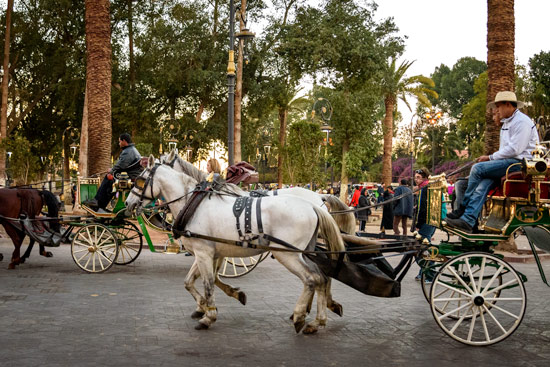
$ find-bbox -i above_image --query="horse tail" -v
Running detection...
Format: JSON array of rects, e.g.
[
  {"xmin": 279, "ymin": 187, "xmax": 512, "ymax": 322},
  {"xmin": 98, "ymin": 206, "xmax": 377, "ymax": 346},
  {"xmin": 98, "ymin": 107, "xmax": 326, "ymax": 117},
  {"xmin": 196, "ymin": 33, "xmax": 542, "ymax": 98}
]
[
  {"xmin": 40, "ymin": 190, "xmax": 60, "ymax": 232},
  {"xmin": 312, "ymin": 206, "xmax": 346, "ymax": 260},
  {"xmin": 321, "ymin": 194, "xmax": 356, "ymax": 234}
]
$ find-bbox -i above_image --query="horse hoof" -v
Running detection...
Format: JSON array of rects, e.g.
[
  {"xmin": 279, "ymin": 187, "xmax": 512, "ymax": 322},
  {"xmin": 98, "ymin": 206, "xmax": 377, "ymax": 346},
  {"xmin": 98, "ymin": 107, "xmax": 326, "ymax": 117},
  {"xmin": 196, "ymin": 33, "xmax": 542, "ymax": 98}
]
[
  {"xmin": 0, "ymin": 253, "xmax": 3, "ymax": 261},
  {"xmin": 293, "ymin": 318, "xmax": 306, "ymax": 333},
  {"xmin": 8, "ymin": 263, "xmax": 16, "ymax": 270},
  {"xmin": 302, "ymin": 325, "xmax": 318, "ymax": 335},
  {"xmin": 195, "ymin": 322, "xmax": 209, "ymax": 330},
  {"xmin": 237, "ymin": 291, "xmax": 247, "ymax": 305},
  {"xmin": 19, "ymin": 258, "xmax": 26, "ymax": 264},
  {"xmin": 41, "ymin": 251, "xmax": 53, "ymax": 258},
  {"xmin": 191, "ymin": 311, "xmax": 205, "ymax": 319},
  {"xmin": 329, "ymin": 303, "xmax": 343, "ymax": 317}
]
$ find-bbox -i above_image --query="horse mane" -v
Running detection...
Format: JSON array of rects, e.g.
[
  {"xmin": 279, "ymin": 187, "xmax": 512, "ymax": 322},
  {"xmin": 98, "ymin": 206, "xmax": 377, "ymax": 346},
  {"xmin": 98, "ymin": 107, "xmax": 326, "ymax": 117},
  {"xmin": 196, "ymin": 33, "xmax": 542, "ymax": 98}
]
[
  {"xmin": 40, "ymin": 190, "xmax": 61, "ymax": 231},
  {"xmin": 174, "ymin": 156, "xmax": 207, "ymax": 182},
  {"xmin": 173, "ymin": 156, "xmax": 247, "ymax": 196}
]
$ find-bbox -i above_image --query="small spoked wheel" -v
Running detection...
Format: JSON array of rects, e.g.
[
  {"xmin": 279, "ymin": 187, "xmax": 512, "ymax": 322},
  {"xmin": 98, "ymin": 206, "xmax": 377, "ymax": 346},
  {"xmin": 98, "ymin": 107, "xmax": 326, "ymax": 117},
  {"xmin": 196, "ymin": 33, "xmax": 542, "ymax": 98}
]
[
  {"xmin": 430, "ymin": 252, "xmax": 526, "ymax": 346},
  {"xmin": 217, "ymin": 252, "xmax": 270, "ymax": 278},
  {"xmin": 112, "ymin": 221, "xmax": 143, "ymax": 265},
  {"xmin": 71, "ymin": 224, "xmax": 119, "ymax": 273}
]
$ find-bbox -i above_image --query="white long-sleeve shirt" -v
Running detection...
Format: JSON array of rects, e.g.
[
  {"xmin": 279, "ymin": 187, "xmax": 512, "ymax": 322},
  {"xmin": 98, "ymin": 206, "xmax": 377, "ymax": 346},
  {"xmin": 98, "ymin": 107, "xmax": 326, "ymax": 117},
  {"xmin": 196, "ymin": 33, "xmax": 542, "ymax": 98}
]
[{"xmin": 490, "ymin": 109, "xmax": 539, "ymax": 161}]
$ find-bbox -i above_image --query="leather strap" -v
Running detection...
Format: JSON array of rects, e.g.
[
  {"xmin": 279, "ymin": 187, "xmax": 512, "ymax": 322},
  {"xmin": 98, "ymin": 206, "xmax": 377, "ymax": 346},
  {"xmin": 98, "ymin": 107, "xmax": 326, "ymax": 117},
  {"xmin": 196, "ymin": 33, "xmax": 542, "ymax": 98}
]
[{"xmin": 256, "ymin": 197, "xmax": 263, "ymax": 234}]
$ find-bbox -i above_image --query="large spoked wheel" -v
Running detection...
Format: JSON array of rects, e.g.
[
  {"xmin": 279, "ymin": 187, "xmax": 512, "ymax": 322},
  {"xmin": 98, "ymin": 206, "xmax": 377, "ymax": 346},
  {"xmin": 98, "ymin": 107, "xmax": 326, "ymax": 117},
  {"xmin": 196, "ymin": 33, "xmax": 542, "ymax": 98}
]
[
  {"xmin": 218, "ymin": 252, "xmax": 270, "ymax": 278},
  {"xmin": 112, "ymin": 221, "xmax": 143, "ymax": 265},
  {"xmin": 424, "ymin": 258, "xmax": 503, "ymax": 320},
  {"xmin": 71, "ymin": 224, "xmax": 119, "ymax": 273},
  {"xmin": 430, "ymin": 252, "xmax": 526, "ymax": 346}
]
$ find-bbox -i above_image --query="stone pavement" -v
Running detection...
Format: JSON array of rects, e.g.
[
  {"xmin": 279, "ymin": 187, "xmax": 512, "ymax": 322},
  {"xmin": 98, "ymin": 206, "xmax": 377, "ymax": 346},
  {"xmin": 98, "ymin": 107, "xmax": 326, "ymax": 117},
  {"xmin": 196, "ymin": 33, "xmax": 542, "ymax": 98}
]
[{"xmin": 1, "ymin": 239, "xmax": 549, "ymax": 367}]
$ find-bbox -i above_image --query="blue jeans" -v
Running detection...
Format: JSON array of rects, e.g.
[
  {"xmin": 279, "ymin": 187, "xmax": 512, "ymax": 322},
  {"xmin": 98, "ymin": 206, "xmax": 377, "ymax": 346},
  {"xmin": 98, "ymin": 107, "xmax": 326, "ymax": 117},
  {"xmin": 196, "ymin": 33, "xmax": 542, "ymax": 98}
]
[{"xmin": 461, "ymin": 159, "xmax": 520, "ymax": 227}]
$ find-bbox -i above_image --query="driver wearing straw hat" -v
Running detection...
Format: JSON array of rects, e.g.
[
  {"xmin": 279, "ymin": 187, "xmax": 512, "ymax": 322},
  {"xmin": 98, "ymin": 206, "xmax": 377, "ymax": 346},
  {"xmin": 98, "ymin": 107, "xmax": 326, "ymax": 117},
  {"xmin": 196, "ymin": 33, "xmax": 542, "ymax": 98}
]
[{"xmin": 445, "ymin": 91, "xmax": 539, "ymax": 233}]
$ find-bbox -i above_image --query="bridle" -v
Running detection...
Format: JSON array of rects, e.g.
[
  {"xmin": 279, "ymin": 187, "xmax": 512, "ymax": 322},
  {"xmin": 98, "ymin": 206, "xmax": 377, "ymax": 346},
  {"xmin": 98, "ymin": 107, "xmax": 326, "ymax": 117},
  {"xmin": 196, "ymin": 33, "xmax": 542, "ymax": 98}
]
[
  {"xmin": 131, "ymin": 164, "xmax": 159, "ymax": 205},
  {"xmin": 130, "ymin": 164, "xmax": 193, "ymax": 214}
]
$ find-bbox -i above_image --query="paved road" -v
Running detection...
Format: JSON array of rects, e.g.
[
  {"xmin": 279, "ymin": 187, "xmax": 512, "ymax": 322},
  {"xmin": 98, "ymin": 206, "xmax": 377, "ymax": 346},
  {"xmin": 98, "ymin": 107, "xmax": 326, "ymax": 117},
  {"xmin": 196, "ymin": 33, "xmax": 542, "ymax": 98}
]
[{"xmin": 1, "ymin": 240, "xmax": 549, "ymax": 367}]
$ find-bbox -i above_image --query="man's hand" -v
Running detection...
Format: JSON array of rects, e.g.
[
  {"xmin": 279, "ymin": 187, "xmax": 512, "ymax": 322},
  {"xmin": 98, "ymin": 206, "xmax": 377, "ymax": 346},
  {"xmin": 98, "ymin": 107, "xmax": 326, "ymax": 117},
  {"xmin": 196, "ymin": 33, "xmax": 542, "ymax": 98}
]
[{"xmin": 476, "ymin": 155, "xmax": 490, "ymax": 162}]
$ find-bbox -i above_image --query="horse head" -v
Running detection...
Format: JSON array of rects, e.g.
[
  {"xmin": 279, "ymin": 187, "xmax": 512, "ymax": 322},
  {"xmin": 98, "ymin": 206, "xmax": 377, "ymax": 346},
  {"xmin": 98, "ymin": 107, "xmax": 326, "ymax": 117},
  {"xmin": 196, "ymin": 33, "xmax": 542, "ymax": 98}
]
[{"xmin": 125, "ymin": 154, "xmax": 194, "ymax": 216}]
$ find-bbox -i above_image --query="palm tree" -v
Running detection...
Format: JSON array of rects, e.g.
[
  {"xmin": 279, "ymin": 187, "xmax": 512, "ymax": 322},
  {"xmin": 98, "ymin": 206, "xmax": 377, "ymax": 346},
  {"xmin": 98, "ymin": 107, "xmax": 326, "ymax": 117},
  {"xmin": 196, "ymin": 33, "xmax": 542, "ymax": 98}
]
[
  {"xmin": 485, "ymin": 0, "xmax": 515, "ymax": 153},
  {"xmin": 85, "ymin": 0, "xmax": 112, "ymax": 176},
  {"xmin": 380, "ymin": 58, "xmax": 437, "ymax": 186}
]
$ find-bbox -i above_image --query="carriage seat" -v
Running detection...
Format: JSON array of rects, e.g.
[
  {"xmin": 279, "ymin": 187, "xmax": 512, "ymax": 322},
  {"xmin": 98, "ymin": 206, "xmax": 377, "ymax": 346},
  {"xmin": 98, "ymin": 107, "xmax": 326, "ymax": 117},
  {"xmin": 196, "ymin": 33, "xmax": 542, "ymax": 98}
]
[{"xmin": 490, "ymin": 170, "xmax": 550, "ymax": 199}]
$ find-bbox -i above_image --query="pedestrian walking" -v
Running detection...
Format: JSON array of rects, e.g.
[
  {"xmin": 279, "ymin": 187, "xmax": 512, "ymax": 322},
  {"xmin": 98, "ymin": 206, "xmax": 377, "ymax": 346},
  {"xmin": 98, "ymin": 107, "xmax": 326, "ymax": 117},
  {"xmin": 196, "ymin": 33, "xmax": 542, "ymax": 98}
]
[
  {"xmin": 357, "ymin": 188, "xmax": 371, "ymax": 232},
  {"xmin": 379, "ymin": 186, "xmax": 394, "ymax": 235},
  {"xmin": 392, "ymin": 179, "xmax": 413, "ymax": 236}
]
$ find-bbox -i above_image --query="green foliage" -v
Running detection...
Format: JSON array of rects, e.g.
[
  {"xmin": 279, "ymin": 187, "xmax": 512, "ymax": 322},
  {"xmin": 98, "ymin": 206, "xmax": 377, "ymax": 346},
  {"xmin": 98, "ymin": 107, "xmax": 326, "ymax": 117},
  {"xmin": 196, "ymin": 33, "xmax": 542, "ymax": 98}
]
[
  {"xmin": 1, "ymin": 135, "xmax": 41, "ymax": 185},
  {"xmin": 430, "ymin": 57, "xmax": 487, "ymax": 118},
  {"xmin": 457, "ymin": 71, "xmax": 487, "ymax": 153},
  {"xmin": 529, "ymin": 51, "xmax": 550, "ymax": 116},
  {"xmin": 283, "ymin": 120, "xmax": 323, "ymax": 185}
]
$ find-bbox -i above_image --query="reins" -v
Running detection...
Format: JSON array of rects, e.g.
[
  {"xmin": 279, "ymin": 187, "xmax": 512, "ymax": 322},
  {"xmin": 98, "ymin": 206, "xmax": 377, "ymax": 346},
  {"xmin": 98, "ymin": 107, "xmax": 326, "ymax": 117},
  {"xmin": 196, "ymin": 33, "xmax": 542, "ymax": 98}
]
[{"xmin": 328, "ymin": 160, "xmax": 475, "ymax": 215}]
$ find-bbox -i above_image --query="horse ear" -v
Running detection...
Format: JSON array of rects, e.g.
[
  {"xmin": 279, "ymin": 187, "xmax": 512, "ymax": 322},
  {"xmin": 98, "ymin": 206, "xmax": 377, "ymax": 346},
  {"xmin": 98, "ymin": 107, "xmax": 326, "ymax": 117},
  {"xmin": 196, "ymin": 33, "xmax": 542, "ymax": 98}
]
[
  {"xmin": 148, "ymin": 155, "xmax": 155, "ymax": 168},
  {"xmin": 167, "ymin": 149, "xmax": 175, "ymax": 161}
]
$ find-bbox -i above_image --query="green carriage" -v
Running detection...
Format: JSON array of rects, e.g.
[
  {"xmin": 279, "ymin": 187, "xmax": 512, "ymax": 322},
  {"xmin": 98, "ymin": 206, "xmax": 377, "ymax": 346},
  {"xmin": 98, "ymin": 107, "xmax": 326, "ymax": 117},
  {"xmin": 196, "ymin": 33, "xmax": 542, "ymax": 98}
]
[{"xmin": 419, "ymin": 152, "xmax": 550, "ymax": 346}]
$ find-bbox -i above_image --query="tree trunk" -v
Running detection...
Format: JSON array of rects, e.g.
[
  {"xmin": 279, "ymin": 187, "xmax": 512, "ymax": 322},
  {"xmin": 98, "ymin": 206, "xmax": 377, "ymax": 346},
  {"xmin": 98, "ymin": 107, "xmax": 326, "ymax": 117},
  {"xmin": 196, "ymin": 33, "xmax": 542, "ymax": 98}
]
[
  {"xmin": 382, "ymin": 95, "xmax": 395, "ymax": 187},
  {"xmin": 339, "ymin": 138, "xmax": 350, "ymax": 203},
  {"xmin": 128, "ymin": 0, "xmax": 135, "ymax": 88},
  {"xmin": 85, "ymin": 0, "xmax": 112, "ymax": 176},
  {"xmin": 0, "ymin": 0, "xmax": 14, "ymax": 187},
  {"xmin": 485, "ymin": 0, "xmax": 515, "ymax": 154},
  {"xmin": 277, "ymin": 107, "xmax": 287, "ymax": 188},
  {"xmin": 234, "ymin": 0, "xmax": 248, "ymax": 163},
  {"xmin": 79, "ymin": 82, "xmax": 89, "ymax": 177}
]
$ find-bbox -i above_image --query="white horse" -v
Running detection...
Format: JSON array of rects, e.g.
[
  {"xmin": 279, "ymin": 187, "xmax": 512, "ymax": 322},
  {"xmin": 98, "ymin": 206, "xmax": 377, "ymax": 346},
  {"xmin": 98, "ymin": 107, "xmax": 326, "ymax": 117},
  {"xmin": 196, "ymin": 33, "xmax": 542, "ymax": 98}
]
[
  {"xmin": 160, "ymin": 152, "xmax": 347, "ymax": 319},
  {"xmin": 162, "ymin": 150, "xmax": 356, "ymax": 234},
  {"xmin": 126, "ymin": 156, "xmax": 346, "ymax": 334}
]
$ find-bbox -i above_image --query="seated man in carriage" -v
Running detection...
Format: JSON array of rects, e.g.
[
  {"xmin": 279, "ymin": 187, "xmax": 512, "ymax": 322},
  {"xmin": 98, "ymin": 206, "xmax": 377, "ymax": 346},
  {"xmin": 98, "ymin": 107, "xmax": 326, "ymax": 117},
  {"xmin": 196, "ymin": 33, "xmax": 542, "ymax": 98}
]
[
  {"xmin": 83, "ymin": 133, "xmax": 143, "ymax": 212},
  {"xmin": 445, "ymin": 91, "xmax": 539, "ymax": 233}
]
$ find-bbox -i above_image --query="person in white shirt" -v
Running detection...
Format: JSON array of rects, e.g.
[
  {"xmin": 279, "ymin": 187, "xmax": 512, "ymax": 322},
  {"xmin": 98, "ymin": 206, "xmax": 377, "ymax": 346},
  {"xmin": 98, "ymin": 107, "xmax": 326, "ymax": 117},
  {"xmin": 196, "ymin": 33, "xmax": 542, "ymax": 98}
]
[{"xmin": 446, "ymin": 91, "xmax": 539, "ymax": 233}]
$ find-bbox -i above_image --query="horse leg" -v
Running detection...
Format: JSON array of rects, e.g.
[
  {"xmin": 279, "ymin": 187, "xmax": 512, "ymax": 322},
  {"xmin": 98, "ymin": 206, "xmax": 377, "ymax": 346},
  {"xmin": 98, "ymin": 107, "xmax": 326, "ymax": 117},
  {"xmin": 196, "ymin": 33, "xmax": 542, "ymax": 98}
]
[
  {"xmin": 214, "ymin": 258, "xmax": 247, "ymax": 305},
  {"xmin": 184, "ymin": 260, "xmax": 208, "ymax": 319},
  {"xmin": 302, "ymin": 276, "xmax": 330, "ymax": 335},
  {"xmin": 5, "ymin": 226, "xmax": 24, "ymax": 269},
  {"xmin": 20, "ymin": 239, "xmax": 35, "ymax": 264},
  {"xmin": 193, "ymin": 252, "xmax": 218, "ymax": 330},
  {"xmin": 271, "ymin": 252, "xmax": 317, "ymax": 333},
  {"xmin": 326, "ymin": 279, "xmax": 343, "ymax": 317},
  {"xmin": 39, "ymin": 244, "xmax": 53, "ymax": 257}
]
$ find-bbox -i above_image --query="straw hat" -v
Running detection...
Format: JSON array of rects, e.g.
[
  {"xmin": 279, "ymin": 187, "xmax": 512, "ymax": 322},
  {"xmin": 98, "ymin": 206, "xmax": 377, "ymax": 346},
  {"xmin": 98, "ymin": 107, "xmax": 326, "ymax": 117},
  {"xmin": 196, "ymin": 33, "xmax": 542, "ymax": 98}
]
[{"xmin": 487, "ymin": 91, "xmax": 525, "ymax": 109}]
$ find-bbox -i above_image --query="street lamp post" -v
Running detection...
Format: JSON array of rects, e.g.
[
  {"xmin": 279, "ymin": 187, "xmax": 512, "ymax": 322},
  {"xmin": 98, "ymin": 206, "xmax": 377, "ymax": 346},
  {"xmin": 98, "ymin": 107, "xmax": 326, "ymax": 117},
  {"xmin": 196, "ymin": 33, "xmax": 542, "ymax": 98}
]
[
  {"xmin": 62, "ymin": 127, "xmax": 78, "ymax": 203},
  {"xmin": 312, "ymin": 98, "xmax": 333, "ymax": 189},
  {"xmin": 425, "ymin": 110, "xmax": 442, "ymax": 173},
  {"xmin": 409, "ymin": 114, "xmax": 419, "ymax": 186},
  {"xmin": 227, "ymin": 1, "xmax": 255, "ymax": 166}
]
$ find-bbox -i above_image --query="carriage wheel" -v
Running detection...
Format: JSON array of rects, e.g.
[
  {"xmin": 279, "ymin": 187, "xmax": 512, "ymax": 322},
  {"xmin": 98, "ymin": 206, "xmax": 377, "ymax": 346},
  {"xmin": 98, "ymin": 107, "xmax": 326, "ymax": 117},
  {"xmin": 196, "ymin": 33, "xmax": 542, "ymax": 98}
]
[
  {"xmin": 71, "ymin": 224, "xmax": 119, "ymax": 273},
  {"xmin": 217, "ymin": 252, "xmax": 270, "ymax": 278},
  {"xmin": 430, "ymin": 252, "xmax": 526, "ymax": 346},
  {"xmin": 423, "ymin": 259, "xmax": 503, "ymax": 320},
  {"xmin": 112, "ymin": 221, "xmax": 143, "ymax": 265}
]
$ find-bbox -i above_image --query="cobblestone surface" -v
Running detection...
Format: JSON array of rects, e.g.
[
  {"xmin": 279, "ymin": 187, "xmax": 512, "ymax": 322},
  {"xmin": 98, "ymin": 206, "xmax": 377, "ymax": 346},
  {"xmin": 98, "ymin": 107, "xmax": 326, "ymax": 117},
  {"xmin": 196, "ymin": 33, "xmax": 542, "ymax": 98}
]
[{"xmin": 1, "ymin": 240, "xmax": 549, "ymax": 367}]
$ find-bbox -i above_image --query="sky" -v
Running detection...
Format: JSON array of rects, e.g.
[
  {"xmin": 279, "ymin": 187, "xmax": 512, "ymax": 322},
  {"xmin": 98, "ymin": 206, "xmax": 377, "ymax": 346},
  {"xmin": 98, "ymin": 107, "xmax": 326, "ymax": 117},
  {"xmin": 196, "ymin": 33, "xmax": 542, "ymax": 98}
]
[{"xmin": 372, "ymin": 0, "xmax": 550, "ymax": 125}]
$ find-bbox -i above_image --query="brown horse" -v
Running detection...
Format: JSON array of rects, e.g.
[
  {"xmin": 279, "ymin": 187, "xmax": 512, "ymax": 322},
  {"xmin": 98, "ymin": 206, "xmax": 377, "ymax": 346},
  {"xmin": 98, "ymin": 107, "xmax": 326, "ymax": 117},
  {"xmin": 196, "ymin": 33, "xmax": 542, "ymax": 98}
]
[{"xmin": 0, "ymin": 188, "xmax": 60, "ymax": 269}]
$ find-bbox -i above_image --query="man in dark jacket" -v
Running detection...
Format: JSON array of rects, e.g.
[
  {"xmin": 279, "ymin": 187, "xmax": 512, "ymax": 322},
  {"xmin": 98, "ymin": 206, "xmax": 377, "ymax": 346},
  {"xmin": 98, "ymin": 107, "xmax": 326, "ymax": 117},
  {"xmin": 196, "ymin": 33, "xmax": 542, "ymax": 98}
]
[
  {"xmin": 392, "ymin": 179, "xmax": 414, "ymax": 236},
  {"xmin": 83, "ymin": 133, "xmax": 142, "ymax": 212}
]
